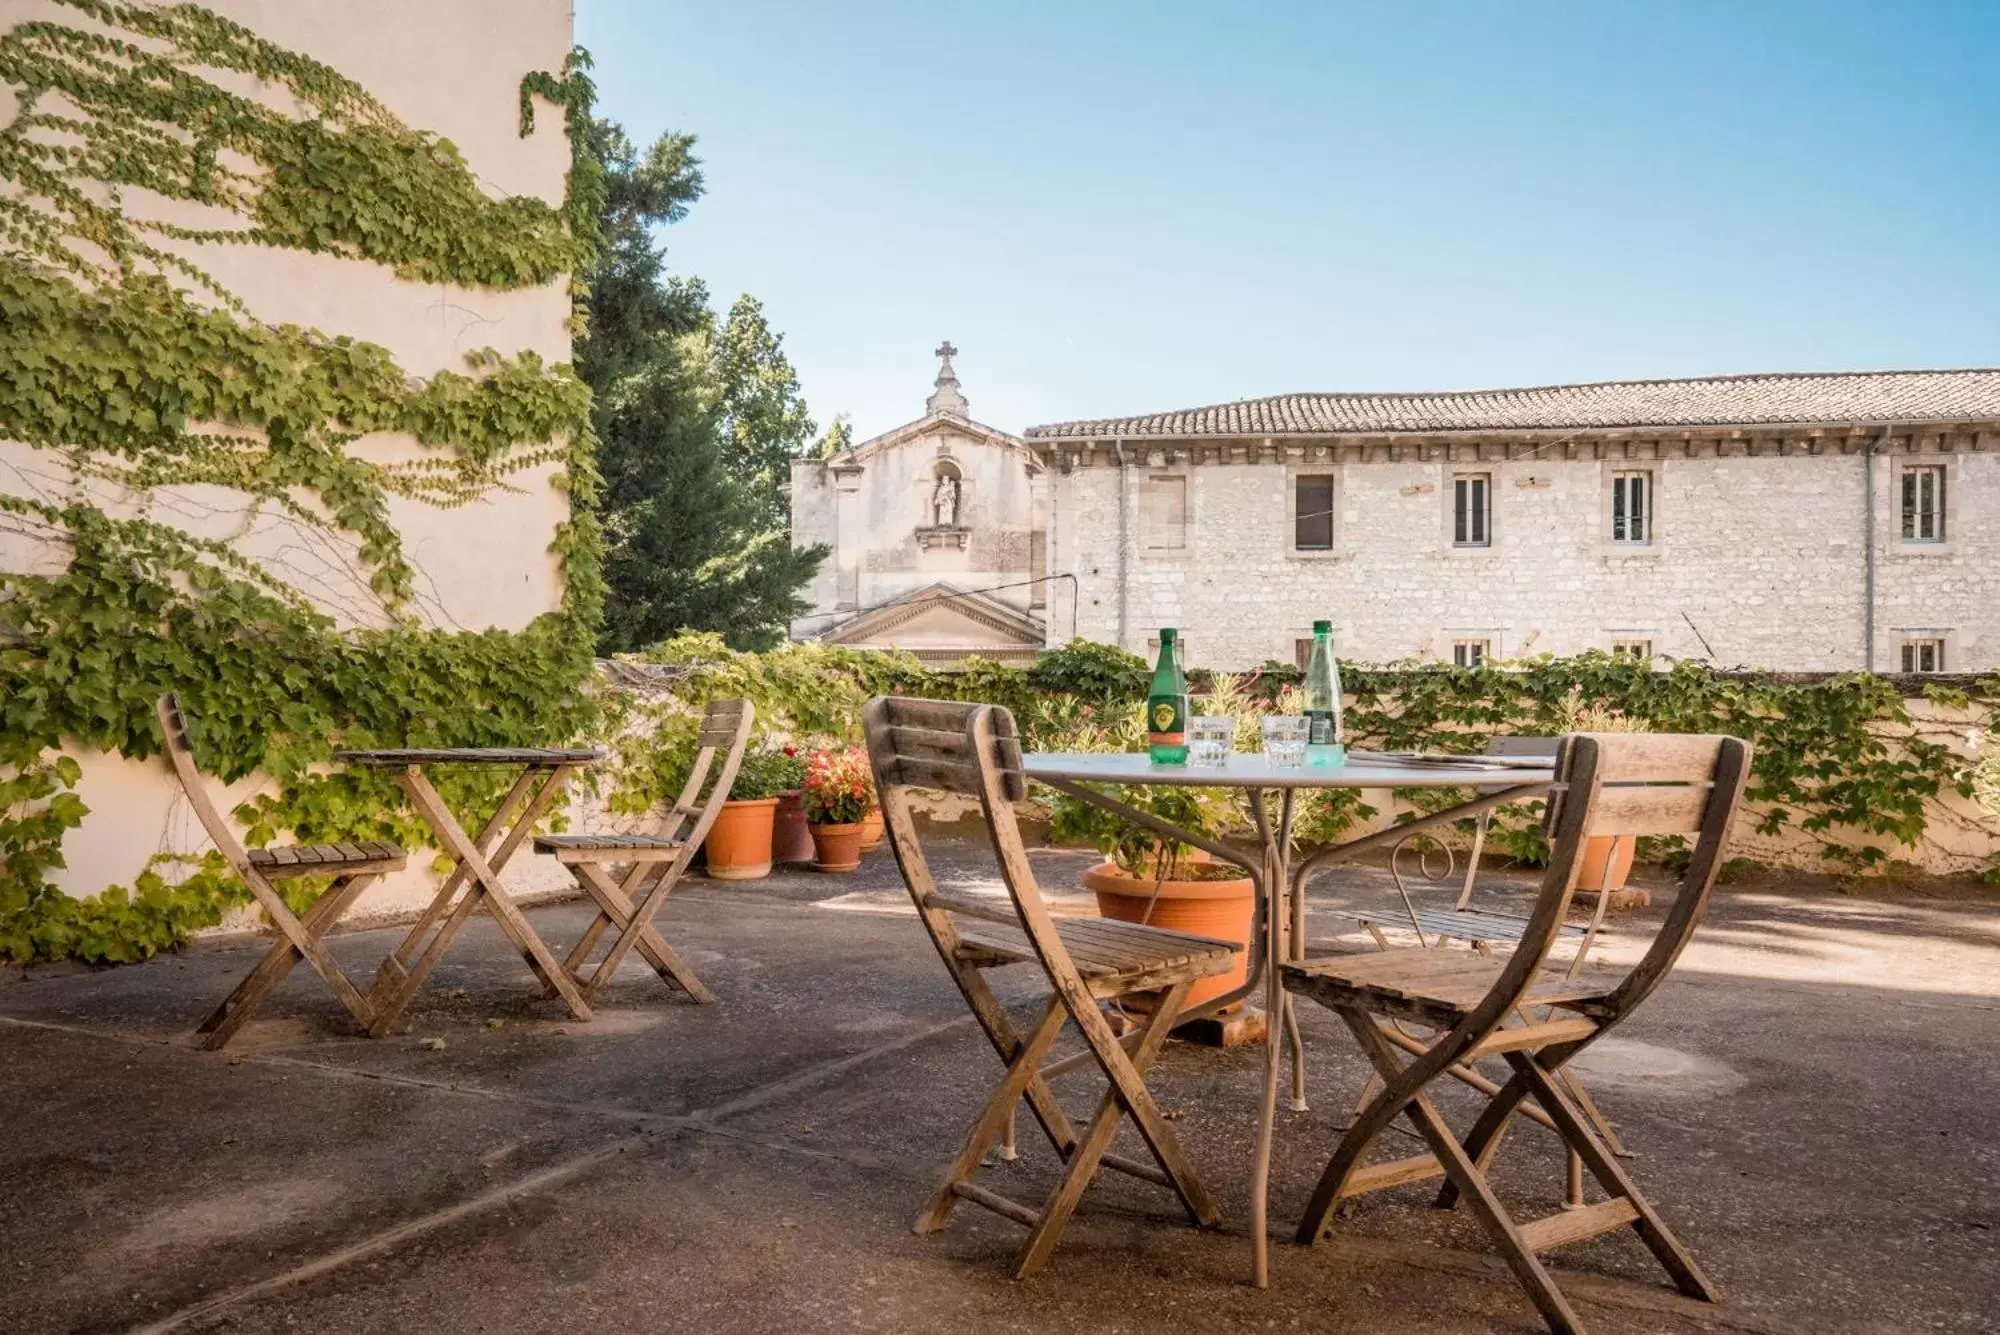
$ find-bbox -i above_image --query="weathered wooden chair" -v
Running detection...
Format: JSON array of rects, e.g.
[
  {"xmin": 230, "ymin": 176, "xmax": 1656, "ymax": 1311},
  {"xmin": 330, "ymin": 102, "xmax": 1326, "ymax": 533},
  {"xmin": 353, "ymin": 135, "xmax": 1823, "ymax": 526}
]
[
  {"xmin": 1345, "ymin": 735, "xmax": 1630, "ymax": 1192},
  {"xmin": 1283, "ymin": 733, "xmax": 1751, "ymax": 1335},
  {"xmin": 155, "ymin": 694, "xmax": 407, "ymax": 1049},
  {"xmin": 531, "ymin": 698, "xmax": 753, "ymax": 1007},
  {"xmin": 864, "ymin": 696, "xmax": 1233, "ymax": 1279}
]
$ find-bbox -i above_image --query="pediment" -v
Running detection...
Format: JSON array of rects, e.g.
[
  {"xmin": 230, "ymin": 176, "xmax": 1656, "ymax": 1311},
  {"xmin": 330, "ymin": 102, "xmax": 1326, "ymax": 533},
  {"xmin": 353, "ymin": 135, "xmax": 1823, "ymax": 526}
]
[
  {"xmin": 841, "ymin": 412, "xmax": 1038, "ymax": 470},
  {"xmin": 826, "ymin": 582, "xmax": 1044, "ymax": 649}
]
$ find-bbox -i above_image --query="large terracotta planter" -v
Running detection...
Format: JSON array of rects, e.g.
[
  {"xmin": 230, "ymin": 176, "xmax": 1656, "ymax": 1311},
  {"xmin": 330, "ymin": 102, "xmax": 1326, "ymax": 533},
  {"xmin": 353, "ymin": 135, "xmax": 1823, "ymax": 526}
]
[
  {"xmin": 772, "ymin": 791, "xmax": 816, "ymax": 864},
  {"xmin": 809, "ymin": 822, "xmax": 865, "ymax": 873},
  {"xmin": 703, "ymin": 797, "xmax": 778, "ymax": 880},
  {"xmin": 1580, "ymin": 834, "xmax": 1636, "ymax": 894},
  {"xmin": 857, "ymin": 807, "xmax": 886, "ymax": 854},
  {"xmin": 1083, "ymin": 860, "xmax": 1254, "ymax": 1013}
]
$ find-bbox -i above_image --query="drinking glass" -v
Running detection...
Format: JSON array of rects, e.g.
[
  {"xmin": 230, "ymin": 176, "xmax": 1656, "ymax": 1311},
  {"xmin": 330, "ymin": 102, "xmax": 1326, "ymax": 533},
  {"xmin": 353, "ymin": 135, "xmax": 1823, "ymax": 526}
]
[
  {"xmin": 1188, "ymin": 716, "xmax": 1233, "ymax": 768},
  {"xmin": 1261, "ymin": 715, "xmax": 1308, "ymax": 768}
]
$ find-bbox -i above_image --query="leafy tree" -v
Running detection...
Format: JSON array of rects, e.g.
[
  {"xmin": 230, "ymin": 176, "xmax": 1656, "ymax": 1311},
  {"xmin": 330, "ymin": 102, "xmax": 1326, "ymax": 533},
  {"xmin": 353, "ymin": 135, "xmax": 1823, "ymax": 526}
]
[{"xmin": 577, "ymin": 121, "xmax": 825, "ymax": 652}]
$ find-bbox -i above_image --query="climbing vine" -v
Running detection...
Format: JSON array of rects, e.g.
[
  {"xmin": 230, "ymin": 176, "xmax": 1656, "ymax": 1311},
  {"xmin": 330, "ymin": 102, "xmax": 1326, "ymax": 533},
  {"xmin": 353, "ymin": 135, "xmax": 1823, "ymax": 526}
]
[{"xmin": 0, "ymin": 2, "xmax": 608, "ymax": 962}]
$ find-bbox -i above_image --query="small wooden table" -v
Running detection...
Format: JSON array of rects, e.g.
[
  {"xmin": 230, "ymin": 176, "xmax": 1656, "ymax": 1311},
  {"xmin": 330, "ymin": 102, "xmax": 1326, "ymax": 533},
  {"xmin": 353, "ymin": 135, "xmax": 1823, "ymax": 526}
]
[
  {"xmin": 1022, "ymin": 749, "xmax": 1556, "ymax": 1288},
  {"xmin": 337, "ymin": 746, "xmax": 605, "ymax": 1035}
]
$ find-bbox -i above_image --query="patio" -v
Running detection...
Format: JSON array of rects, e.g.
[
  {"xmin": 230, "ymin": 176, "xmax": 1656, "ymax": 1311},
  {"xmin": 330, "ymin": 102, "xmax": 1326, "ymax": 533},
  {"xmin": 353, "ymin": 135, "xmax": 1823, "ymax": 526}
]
[{"xmin": 2, "ymin": 843, "xmax": 1994, "ymax": 1334}]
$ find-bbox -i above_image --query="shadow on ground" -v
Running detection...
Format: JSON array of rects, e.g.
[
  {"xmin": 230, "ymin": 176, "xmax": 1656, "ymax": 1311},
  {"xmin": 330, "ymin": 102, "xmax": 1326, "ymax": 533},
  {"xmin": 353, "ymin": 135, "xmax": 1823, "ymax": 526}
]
[{"xmin": 2, "ymin": 844, "xmax": 1994, "ymax": 1333}]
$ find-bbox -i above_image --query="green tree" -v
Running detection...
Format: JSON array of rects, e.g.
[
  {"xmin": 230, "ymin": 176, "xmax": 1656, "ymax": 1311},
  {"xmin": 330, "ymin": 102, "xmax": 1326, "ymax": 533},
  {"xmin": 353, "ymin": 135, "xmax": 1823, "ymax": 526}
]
[
  {"xmin": 578, "ymin": 121, "xmax": 824, "ymax": 652},
  {"xmin": 709, "ymin": 294, "xmax": 817, "ymax": 525}
]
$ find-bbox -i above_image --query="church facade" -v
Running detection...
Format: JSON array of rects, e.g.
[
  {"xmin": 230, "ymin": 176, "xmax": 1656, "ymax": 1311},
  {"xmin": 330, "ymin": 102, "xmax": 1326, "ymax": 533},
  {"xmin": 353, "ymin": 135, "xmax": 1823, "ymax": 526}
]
[
  {"xmin": 788, "ymin": 346, "xmax": 1049, "ymax": 664},
  {"xmin": 1022, "ymin": 369, "xmax": 2000, "ymax": 673}
]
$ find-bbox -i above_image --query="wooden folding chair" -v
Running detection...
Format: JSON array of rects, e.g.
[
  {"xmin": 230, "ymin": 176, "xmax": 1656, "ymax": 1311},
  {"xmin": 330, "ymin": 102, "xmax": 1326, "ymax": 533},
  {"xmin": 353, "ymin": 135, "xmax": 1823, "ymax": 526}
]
[
  {"xmin": 864, "ymin": 696, "xmax": 1232, "ymax": 1279},
  {"xmin": 531, "ymin": 697, "xmax": 752, "ymax": 1006},
  {"xmin": 1283, "ymin": 732, "xmax": 1752, "ymax": 1335},
  {"xmin": 155, "ymin": 694, "xmax": 407, "ymax": 1049},
  {"xmin": 1348, "ymin": 735, "xmax": 1630, "ymax": 1196}
]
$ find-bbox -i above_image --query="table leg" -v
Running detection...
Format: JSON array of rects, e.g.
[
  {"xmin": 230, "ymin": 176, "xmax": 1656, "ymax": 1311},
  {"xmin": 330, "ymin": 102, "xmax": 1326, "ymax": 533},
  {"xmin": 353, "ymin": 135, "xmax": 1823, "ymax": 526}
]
[
  {"xmin": 366, "ymin": 764, "xmax": 581, "ymax": 1034},
  {"xmin": 1250, "ymin": 787, "xmax": 1284, "ymax": 1288}
]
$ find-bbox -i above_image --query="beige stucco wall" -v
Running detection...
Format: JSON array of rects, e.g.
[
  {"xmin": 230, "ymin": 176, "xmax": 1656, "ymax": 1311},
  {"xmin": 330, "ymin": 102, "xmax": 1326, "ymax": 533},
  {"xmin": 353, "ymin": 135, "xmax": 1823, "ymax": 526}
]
[{"xmin": 4, "ymin": 0, "xmax": 582, "ymax": 915}]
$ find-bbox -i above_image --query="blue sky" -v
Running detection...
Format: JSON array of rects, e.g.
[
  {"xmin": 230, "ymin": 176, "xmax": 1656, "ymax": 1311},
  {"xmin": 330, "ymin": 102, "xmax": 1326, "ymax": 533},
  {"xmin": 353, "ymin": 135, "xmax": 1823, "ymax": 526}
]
[{"xmin": 576, "ymin": 1, "xmax": 2000, "ymax": 442}]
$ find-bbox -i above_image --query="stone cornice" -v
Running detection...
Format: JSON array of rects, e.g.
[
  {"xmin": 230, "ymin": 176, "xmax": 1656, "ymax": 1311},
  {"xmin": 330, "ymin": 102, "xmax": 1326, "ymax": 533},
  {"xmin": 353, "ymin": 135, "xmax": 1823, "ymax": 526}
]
[{"xmin": 1031, "ymin": 424, "xmax": 2000, "ymax": 469}]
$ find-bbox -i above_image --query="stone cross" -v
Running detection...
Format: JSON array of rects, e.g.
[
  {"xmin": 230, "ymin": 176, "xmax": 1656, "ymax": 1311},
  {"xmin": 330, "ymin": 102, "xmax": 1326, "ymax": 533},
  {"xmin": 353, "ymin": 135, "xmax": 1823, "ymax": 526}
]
[{"xmin": 926, "ymin": 340, "xmax": 968, "ymax": 416}]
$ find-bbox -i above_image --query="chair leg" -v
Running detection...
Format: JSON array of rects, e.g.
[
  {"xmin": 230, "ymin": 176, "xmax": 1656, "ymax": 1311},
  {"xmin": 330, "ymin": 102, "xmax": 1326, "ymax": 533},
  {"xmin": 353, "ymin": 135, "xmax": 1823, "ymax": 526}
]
[
  {"xmin": 915, "ymin": 994, "xmax": 1069, "ymax": 1234},
  {"xmin": 1510, "ymin": 1054, "xmax": 1720, "ymax": 1303},
  {"xmin": 1013, "ymin": 978, "xmax": 1205, "ymax": 1279},
  {"xmin": 570, "ymin": 862, "xmax": 714, "ymax": 1004},
  {"xmin": 196, "ymin": 873, "xmax": 378, "ymax": 1050},
  {"xmin": 1342, "ymin": 1015, "xmax": 1591, "ymax": 1335}
]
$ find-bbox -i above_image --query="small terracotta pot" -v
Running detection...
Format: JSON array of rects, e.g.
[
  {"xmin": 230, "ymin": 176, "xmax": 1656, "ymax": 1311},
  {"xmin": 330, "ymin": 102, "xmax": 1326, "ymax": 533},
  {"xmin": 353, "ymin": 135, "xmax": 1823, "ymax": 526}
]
[
  {"xmin": 857, "ymin": 807, "xmax": 886, "ymax": 854},
  {"xmin": 1084, "ymin": 860, "xmax": 1255, "ymax": 1012},
  {"xmin": 809, "ymin": 822, "xmax": 865, "ymax": 873},
  {"xmin": 703, "ymin": 797, "xmax": 778, "ymax": 880},
  {"xmin": 1580, "ymin": 834, "xmax": 1636, "ymax": 894},
  {"xmin": 772, "ymin": 790, "xmax": 815, "ymax": 864}
]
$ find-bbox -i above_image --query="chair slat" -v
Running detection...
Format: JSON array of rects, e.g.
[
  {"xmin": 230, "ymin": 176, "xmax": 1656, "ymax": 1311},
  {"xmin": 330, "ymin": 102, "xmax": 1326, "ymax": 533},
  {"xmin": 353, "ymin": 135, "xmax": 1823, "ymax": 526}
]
[
  {"xmin": 1586, "ymin": 783, "xmax": 1713, "ymax": 837},
  {"xmin": 1585, "ymin": 734, "xmax": 1727, "ymax": 784}
]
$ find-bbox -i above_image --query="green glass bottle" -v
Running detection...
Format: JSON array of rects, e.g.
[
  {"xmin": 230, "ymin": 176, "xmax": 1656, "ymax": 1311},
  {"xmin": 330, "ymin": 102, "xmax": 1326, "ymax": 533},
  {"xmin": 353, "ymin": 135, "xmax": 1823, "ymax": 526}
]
[
  {"xmin": 1146, "ymin": 628, "xmax": 1189, "ymax": 764},
  {"xmin": 1305, "ymin": 619, "xmax": 1345, "ymax": 766}
]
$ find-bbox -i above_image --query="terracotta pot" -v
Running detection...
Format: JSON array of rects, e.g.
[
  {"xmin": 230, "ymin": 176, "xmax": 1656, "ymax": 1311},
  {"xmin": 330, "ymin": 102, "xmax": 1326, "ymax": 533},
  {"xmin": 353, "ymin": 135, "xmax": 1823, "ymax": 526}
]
[
  {"xmin": 1083, "ymin": 860, "xmax": 1255, "ymax": 1012},
  {"xmin": 703, "ymin": 797, "xmax": 778, "ymax": 880},
  {"xmin": 772, "ymin": 790, "xmax": 816, "ymax": 864},
  {"xmin": 857, "ymin": 807, "xmax": 886, "ymax": 854},
  {"xmin": 809, "ymin": 822, "xmax": 865, "ymax": 873},
  {"xmin": 1579, "ymin": 834, "xmax": 1636, "ymax": 893}
]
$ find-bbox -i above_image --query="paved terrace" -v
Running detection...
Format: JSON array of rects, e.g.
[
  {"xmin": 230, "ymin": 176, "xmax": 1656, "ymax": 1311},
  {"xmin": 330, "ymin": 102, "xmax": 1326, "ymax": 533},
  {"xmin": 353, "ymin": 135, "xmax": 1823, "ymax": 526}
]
[{"xmin": 3, "ymin": 844, "xmax": 1995, "ymax": 1334}]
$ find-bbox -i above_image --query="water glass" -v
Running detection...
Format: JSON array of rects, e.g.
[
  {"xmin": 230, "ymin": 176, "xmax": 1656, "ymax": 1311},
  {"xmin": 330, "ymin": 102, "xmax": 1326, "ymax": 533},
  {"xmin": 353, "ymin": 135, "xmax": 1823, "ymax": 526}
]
[
  {"xmin": 1188, "ymin": 715, "xmax": 1233, "ymax": 768},
  {"xmin": 1261, "ymin": 715, "xmax": 1308, "ymax": 768}
]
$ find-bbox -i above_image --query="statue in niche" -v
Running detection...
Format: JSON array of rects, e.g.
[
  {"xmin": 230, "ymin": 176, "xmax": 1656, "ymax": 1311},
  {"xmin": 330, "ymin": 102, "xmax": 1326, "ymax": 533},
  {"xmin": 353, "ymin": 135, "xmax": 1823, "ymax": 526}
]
[{"xmin": 931, "ymin": 474, "xmax": 960, "ymax": 527}]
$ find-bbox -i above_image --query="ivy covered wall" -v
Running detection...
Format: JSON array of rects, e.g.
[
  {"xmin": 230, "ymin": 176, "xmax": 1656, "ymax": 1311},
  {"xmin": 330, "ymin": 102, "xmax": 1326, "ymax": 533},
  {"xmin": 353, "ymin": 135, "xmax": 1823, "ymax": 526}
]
[{"xmin": 1, "ymin": 0, "xmax": 605, "ymax": 961}]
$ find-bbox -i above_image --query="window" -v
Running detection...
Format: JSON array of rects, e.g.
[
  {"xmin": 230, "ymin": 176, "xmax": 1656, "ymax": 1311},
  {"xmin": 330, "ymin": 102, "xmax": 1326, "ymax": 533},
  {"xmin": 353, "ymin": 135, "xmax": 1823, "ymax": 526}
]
[
  {"xmin": 1901, "ymin": 638, "xmax": 1945, "ymax": 673},
  {"xmin": 1453, "ymin": 474, "xmax": 1491, "ymax": 547},
  {"xmin": 1294, "ymin": 474, "xmax": 1335, "ymax": 551},
  {"xmin": 1142, "ymin": 475, "xmax": 1187, "ymax": 552},
  {"xmin": 1452, "ymin": 639, "xmax": 1489, "ymax": 668},
  {"xmin": 1294, "ymin": 638, "xmax": 1313, "ymax": 669},
  {"xmin": 1148, "ymin": 634, "xmax": 1189, "ymax": 663},
  {"xmin": 1611, "ymin": 638, "xmax": 1653, "ymax": 660},
  {"xmin": 1901, "ymin": 466, "xmax": 1946, "ymax": 543},
  {"xmin": 1610, "ymin": 470, "xmax": 1652, "ymax": 544}
]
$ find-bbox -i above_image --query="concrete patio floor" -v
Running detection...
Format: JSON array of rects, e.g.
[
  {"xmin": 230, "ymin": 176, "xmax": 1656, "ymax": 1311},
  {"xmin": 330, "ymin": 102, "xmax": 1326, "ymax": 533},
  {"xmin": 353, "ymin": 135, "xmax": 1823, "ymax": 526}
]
[{"xmin": 3, "ymin": 843, "xmax": 1995, "ymax": 1334}]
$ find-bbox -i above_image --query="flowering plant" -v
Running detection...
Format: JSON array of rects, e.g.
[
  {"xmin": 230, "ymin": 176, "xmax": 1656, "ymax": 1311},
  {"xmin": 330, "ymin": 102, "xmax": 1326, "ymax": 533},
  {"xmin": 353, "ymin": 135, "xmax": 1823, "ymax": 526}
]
[
  {"xmin": 729, "ymin": 746, "xmax": 809, "ymax": 800},
  {"xmin": 802, "ymin": 746, "xmax": 877, "ymax": 825}
]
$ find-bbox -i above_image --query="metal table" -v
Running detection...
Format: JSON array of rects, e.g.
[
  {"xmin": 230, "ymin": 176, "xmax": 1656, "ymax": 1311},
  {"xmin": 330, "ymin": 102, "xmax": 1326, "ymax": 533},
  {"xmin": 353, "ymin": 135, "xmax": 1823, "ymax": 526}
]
[{"xmin": 1022, "ymin": 749, "xmax": 1556, "ymax": 1287}]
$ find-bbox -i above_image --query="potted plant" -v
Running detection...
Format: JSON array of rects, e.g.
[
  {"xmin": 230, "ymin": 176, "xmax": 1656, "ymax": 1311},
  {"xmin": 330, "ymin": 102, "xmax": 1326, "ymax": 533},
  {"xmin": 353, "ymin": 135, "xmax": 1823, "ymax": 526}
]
[
  {"xmin": 1049, "ymin": 769, "xmax": 1255, "ymax": 1017},
  {"xmin": 803, "ymin": 746, "xmax": 877, "ymax": 873},
  {"xmin": 857, "ymin": 784, "xmax": 887, "ymax": 854},
  {"xmin": 702, "ymin": 748, "xmax": 799, "ymax": 880},
  {"xmin": 768, "ymin": 745, "xmax": 815, "ymax": 864},
  {"xmin": 1553, "ymin": 691, "xmax": 1650, "ymax": 896}
]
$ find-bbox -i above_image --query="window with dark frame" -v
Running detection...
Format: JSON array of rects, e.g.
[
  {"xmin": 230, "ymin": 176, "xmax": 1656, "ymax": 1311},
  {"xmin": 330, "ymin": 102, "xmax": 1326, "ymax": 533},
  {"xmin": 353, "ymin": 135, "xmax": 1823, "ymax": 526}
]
[
  {"xmin": 1453, "ymin": 474, "xmax": 1491, "ymax": 547},
  {"xmin": 1294, "ymin": 474, "xmax": 1334, "ymax": 551},
  {"xmin": 1452, "ymin": 639, "xmax": 1489, "ymax": 668},
  {"xmin": 1901, "ymin": 466, "xmax": 1946, "ymax": 543},
  {"xmin": 1901, "ymin": 638, "xmax": 1945, "ymax": 673},
  {"xmin": 1611, "ymin": 638, "xmax": 1653, "ymax": 660},
  {"xmin": 1611, "ymin": 470, "xmax": 1652, "ymax": 544}
]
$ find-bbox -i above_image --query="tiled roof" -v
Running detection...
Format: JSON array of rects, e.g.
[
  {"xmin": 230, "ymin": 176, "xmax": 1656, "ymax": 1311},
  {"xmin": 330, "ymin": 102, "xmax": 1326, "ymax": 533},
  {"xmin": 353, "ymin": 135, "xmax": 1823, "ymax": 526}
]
[{"xmin": 1023, "ymin": 369, "xmax": 2000, "ymax": 440}]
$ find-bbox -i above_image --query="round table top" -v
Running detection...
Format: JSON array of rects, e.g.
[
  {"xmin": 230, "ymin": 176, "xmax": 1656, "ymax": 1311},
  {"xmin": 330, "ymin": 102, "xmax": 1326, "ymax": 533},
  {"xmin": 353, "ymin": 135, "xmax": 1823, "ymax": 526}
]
[{"xmin": 1022, "ymin": 750, "xmax": 1556, "ymax": 790}]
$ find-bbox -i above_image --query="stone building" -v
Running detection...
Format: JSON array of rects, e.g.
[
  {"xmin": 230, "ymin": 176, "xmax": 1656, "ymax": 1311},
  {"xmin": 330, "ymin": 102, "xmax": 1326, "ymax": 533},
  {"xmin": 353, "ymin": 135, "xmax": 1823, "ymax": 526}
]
[
  {"xmin": 789, "ymin": 346, "xmax": 1050, "ymax": 663},
  {"xmin": 1023, "ymin": 369, "xmax": 2000, "ymax": 672}
]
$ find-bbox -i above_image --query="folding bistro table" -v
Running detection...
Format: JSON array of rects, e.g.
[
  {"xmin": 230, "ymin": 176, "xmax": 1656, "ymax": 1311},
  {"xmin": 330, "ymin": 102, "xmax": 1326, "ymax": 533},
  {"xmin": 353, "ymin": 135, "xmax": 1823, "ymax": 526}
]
[
  {"xmin": 336, "ymin": 746, "xmax": 605, "ymax": 1035},
  {"xmin": 1021, "ymin": 749, "xmax": 1558, "ymax": 1287}
]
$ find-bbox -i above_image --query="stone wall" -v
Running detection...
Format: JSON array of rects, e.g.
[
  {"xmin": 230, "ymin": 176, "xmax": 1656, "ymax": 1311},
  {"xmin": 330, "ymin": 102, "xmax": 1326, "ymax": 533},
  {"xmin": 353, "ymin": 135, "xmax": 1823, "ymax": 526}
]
[{"xmin": 1047, "ymin": 444, "xmax": 2000, "ymax": 672}]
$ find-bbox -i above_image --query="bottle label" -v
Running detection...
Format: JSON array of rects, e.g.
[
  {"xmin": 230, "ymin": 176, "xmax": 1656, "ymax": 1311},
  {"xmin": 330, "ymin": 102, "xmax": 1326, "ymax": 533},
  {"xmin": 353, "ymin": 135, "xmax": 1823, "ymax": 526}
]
[
  {"xmin": 1307, "ymin": 710, "xmax": 1337, "ymax": 746},
  {"xmin": 1147, "ymin": 696, "xmax": 1185, "ymax": 744}
]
